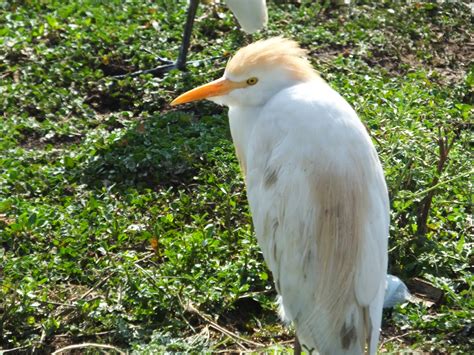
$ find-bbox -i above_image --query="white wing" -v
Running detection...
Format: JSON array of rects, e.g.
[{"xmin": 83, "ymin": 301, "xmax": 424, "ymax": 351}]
[
  {"xmin": 225, "ymin": 0, "xmax": 267, "ymax": 34},
  {"xmin": 244, "ymin": 80, "xmax": 389, "ymax": 354}
]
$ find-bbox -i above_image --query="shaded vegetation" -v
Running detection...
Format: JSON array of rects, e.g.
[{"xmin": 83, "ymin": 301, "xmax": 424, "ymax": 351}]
[{"xmin": 0, "ymin": 0, "xmax": 472, "ymax": 353}]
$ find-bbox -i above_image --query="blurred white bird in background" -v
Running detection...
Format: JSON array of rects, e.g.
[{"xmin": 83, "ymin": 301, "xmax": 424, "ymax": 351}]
[
  {"xmin": 225, "ymin": 0, "xmax": 268, "ymax": 34},
  {"xmin": 172, "ymin": 37, "xmax": 389, "ymax": 354},
  {"xmin": 384, "ymin": 275, "xmax": 410, "ymax": 308},
  {"xmin": 134, "ymin": 0, "xmax": 356, "ymax": 76},
  {"xmin": 163, "ymin": 0, "xmax": 267, "ymax": 72}
]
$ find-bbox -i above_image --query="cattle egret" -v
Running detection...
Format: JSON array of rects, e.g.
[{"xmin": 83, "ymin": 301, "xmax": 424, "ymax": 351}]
[{"xmin": 171, "ymin": 37, "xmax": 389, "ymax": 354}]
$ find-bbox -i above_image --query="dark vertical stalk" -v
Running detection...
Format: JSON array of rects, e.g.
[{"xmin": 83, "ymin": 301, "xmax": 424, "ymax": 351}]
[
  {"xmin": 417, "ymin": 127, "xmax": 457, "ymax": 236},
  {"xmin": 176, "ymin": 0, "xmax": 200, "ymax": 70}
]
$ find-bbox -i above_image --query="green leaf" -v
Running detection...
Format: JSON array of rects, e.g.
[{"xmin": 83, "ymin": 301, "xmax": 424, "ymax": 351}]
[{"xmin": 455, "ymin": 234, "xmax": 465, "ymax": 253}]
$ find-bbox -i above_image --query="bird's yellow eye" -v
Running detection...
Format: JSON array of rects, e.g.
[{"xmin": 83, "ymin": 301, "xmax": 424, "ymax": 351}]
[{"xmin": 246, "ymin": 77, "xmax": 258, "ymax": 85}]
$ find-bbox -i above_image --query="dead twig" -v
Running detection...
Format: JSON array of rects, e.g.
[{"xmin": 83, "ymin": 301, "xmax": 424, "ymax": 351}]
[
  {"xmin": 37, "ymin": 300, "xmax": 75, "ymax": 308},
  {"xmin": 0, "ymin": 70, "xmax": 13, "ymax": 79},
  {"xmin": 51, "ymin": 342, "xmax": 126, "ymax": 355},
  {"xmin": 1, "ymin": 345, "xmax": 30, "ymax": 353},
  {"xmin": 362, "ymin": 122, "xmax": 383, "ymax": 148},
  {"xmin": 111, "ymin": 63, "xmax": 176, "ymax": 79},
  {"xmin": 142, "ymin": 48, "xmax": 174, "ymax": 65},
  {"xmin": 133, "ymin": 251, "xmax": 155, "ymax": 265},
  {"xmin": 175, "ymin": 293, "xmax": 198, "ymax": 334},
  {"xmin": 416, "ymin": 126, "xmax": 458, "ymax": 236},
  {"xmin": 380, "ymin": 330, "xmax": 419, "ymax": 347},
  {"xmin": 54, "ymin": 330, "xmax": 117, "ymax": 338},
  {"xmin": 74, "ymin": 272, "xmax": 114, "ymax": 302},
  {"xmin": 184, "ymin": 301, "xmax": 265, "ymax": 350},
  {"xmin": 49, "ymin": 271, "xmax": 116, "ymax": 324}
]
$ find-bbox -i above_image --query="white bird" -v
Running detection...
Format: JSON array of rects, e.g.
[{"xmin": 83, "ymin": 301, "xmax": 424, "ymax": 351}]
[
  {"xmin": 225, "ymin": 0, "xmax": 268, "ymax": 34},
  {"xmin": 171, "ymin": 37, "xmax": 389, "ymax": 355},
  {"xmin": 173, "ymin": 0, "xmax": 267, "ymax": 71}
]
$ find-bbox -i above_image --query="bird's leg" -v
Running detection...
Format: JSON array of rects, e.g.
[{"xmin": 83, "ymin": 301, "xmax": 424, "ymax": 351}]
[
  {"xmin": 294, "ymin": 336, "xmax": 302, "ymax": 355},
  {"xmin": 111, "ymin": 0, "xmax": 226, "ymax": 79},
  {"xmin": 176, "ymin": 0, "xmax": 200, "ymax": 70},
  {"xmin": 110, "ymin": 0, "xmax": 199, "ymax": 79}
]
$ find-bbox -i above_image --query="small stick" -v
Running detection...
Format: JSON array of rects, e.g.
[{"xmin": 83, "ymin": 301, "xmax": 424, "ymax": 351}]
[
  {"xmin": 111, "ymin": 63, "xmax": 176, "ymax": 79},
  {"xmin": 51, "ymin": 342, "xmax": 126, "ymax": 355},
  {"xmin": 54, "ymin": 330, "xmax": 117, "ymax": 338},
  {"xmin": 142, "ymin": 49, "xmax": 173, "ymax": 64},
  {"xmin": 185, "ymin": 302, "xmax": 265, "ymax": 349},
  {"xmin": 75, "ymin": 273, "xmax": 114, "ymax": 301},
  {"xmin": 380, "ymin": 330, "xmax": 417, "ymax": 347},
  {"xmin": 1, "ymin": 345, "xmax": 30, "ymax": 353},
  {"xmin": 133, "ymin": 251, "xmax": 155, "ymax": 264}
]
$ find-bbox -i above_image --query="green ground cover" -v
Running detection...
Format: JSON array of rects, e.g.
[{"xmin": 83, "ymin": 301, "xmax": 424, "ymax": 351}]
[{"xmin": 0, "ymin": 0, "xmax": 472, "ymax": 353}]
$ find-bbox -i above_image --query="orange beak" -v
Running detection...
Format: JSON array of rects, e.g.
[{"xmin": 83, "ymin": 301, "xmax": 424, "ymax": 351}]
[{"xmin": 170, "ymin": 77, "xmax": 245, "ymax": 106}]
